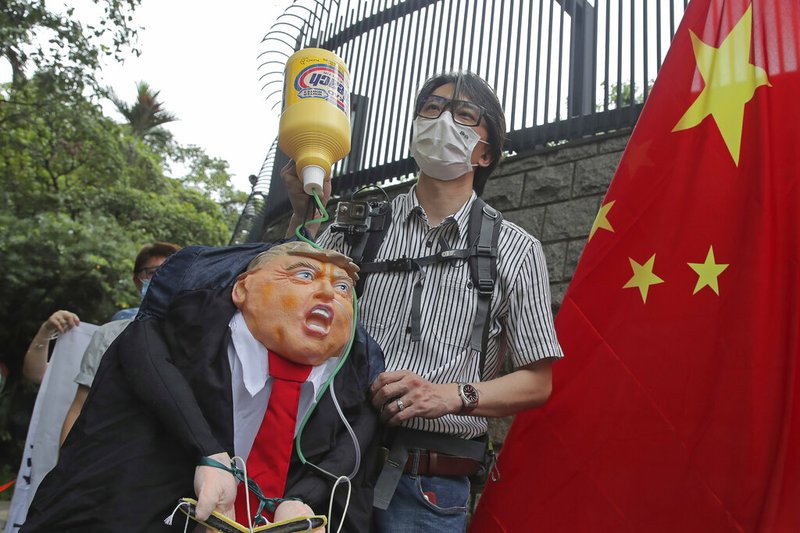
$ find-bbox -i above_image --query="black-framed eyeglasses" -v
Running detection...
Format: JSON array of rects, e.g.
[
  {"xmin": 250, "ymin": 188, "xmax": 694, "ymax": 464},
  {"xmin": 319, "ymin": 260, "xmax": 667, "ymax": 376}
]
[
  {"xmin": 416, "ymin": 95, "xmax": 485, "ymax": 127},
  {"xmin": 136, "ymin": 266, "xmax": 160, "ymax": 281}
]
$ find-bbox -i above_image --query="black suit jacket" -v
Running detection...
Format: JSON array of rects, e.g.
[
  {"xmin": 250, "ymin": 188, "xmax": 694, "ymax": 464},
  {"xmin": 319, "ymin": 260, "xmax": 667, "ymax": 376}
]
[{"xmin": 22, "ymin": 286, "xmax": 381, "ymax": 532}]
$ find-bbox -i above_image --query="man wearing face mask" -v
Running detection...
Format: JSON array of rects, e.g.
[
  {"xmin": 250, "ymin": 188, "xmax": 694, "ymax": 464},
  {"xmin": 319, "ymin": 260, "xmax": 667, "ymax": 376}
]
[
  {"xmin": 59, "ymin": 241, "xmax": 180, "ymax": 444},
  {"xmin": 283, "ymin": 71, "xmax": 564, "ymax": 532},
  {"xmin": 110, "ymin": 241, "xmax": 182, "ymax": 321}
]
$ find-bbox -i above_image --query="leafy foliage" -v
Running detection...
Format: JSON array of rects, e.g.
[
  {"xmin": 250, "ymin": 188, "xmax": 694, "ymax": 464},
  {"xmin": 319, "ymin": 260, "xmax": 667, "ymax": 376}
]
[
  {"xmin": 0, "ymin": 0, "xmax": 141, "ymax": 93},
  {"xmin": 110, "ymin": 80, "xmax": 177, "ymax": 141},
  {"xmin": 0, "ymin": 0, "xmax": 250, "ymax": 486},
  {"xmin": 597, "ymin": 80, "xmax": 654, "ymax": 111},
  {"xmin": 0, "ymin": 80, "xmax": 246, "ymax": 491},
  {"xmin": 0, "ymin": 76, "xmax": 239, "ymax": 360}
]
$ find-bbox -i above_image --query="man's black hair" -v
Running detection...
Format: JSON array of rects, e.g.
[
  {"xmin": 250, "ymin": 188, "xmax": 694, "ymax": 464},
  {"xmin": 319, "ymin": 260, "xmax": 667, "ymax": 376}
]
[
  {"xmin": 414, "ymin": 71, "xmax": 506, "ymax": 195},
  {"xmin": 134, "ymin": 242, "xmax": 181, "ymax": 274}
]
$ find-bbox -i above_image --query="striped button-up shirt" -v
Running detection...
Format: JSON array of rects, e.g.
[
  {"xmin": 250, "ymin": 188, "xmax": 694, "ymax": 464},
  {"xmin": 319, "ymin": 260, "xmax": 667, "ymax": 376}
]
[{"xmin": 318, "ymin": 186, "xmax": 563, "ymax": 438}]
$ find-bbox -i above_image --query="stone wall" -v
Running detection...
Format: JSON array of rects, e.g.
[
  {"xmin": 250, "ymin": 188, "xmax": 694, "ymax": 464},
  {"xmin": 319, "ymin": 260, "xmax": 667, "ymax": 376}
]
[{"xmin": 484, "ymin": 130, "xmax": 630, "ymax": 313}]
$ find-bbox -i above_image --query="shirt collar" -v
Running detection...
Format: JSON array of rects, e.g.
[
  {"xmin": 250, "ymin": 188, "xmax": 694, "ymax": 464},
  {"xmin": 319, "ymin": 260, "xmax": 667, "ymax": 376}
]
[
  {"xmin": 229, "ymin": 311, "xmax": 339, "ymax": 398},
  {"xmin": 453, "ymin": 190, "xmax": 478, "ymax": 239},
  {"xmin": 400, "ymin": 185, "xmax": 477, "ymax": 239},
  {"xmin": 396, "ymin": 185, "xmax": 419, "ymax": 223}
]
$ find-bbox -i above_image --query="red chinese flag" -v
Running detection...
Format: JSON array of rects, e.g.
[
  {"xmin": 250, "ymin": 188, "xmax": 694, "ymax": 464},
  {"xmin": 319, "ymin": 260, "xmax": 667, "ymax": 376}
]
[{"xmin": 471, "ymin": 1, "xmax": 800, "ymax": 531}]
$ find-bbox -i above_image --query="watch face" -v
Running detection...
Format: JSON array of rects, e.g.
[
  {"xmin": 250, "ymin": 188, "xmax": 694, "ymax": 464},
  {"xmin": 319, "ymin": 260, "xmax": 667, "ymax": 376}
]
[{"xmin": 461, "ymin": 383, "xmax": 479, "ymax": 405}]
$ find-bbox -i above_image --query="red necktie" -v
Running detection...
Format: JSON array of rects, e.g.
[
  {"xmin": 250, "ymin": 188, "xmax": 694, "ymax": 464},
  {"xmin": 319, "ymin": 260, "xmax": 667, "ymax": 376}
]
[{"xmin": 235, "ymin": 351, "xmax": 312, "ymax": 524}]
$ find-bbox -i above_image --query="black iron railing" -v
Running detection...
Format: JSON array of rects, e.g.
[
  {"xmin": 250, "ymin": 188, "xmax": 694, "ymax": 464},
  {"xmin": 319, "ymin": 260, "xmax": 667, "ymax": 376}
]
[{"xmin": 231, "ymin": 0, "xmax": 688, "ymax": 244}]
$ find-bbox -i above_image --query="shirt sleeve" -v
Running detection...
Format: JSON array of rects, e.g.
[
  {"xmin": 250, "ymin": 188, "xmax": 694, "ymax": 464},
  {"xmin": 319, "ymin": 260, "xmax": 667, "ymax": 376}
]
[
  {"xmin": 74, "ymin": 320, "xmax": 131, "ymax": 387},
  {"xmin": 504, "ymin": 239, "xmax": 565, "ymax": 368},
  {"xmin": 315, "ymin": 226, "xmax": 349, "ymax": 255}
]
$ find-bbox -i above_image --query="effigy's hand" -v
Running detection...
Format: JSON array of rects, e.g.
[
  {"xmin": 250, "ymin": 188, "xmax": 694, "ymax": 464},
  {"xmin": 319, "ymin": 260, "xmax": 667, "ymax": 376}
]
[
  {"xmin": 193, "ymin": 452, "xmax": 237, "ymax": 523},
  {"xmin": 274, "ymin": 500, "xmax": 324, "ymax": 532},
  {"xmin": 370, "ymin": 370, "xmax": 461, "ymax": 425}
]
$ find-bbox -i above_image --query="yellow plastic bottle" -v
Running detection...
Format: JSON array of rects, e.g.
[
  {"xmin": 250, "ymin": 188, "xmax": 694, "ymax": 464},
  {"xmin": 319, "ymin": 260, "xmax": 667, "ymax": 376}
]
[{"xmin": 279, "ymin": 48, "xmax": 351, "ymax": 195}]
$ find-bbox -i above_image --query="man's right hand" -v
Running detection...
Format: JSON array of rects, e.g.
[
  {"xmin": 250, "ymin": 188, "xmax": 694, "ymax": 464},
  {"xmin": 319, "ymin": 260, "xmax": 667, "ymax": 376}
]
[{"xmin": 282, "ymin": 160, "xmax": 332, "ymax": 239}]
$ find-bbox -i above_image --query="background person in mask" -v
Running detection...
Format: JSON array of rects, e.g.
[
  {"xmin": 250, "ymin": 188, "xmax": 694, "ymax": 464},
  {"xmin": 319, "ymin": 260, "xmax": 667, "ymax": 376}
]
[
  {"xmin": 282, "ymin": 71, "xmax": 564, "ymax": 532},
  {"xmin": 18, "ymin": 242, "xmax": 180, "ymax": 387},
  {"xmin": 110, "ymin": 241, "xmax": 182, "ymax": 321},
  {"xmin": 5, "ymin": 242, "xmax": 181, "ymax": 532},
  {"xmin": 59, "ymin": 241, "xmax": 180, "ymax": 443}
]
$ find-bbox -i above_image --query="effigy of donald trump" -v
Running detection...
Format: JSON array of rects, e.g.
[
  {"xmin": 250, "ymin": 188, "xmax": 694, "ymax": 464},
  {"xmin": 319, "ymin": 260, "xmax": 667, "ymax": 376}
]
[{"xmin": 22, "ymin": 241, "xmax": 383, "ymax": 532}]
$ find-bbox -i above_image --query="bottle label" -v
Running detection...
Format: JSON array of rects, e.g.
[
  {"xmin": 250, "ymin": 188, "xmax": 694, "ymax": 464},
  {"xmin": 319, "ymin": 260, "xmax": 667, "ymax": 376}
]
[{"xmin": 287, "ymin": 61, "xmax": 351, "ymax": 117}]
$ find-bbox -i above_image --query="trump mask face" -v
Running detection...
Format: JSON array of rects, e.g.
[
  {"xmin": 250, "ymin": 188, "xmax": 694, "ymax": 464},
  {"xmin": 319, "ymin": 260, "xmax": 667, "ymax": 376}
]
[{"xmin": 232, "ymin": 243, "xmax": 358, "ymax": 366}]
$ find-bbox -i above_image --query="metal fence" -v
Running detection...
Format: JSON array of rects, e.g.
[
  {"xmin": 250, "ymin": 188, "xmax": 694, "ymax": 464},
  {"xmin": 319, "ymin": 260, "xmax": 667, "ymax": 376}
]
[{"xmin": 231, "ymin": 0, "xmax": 688, "ymax": 244}]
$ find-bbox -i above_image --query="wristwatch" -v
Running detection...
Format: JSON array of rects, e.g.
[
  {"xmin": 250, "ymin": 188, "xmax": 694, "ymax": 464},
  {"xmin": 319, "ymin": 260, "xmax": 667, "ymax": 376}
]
[{"xmin": 457, "ymin": 382, "xmax": 479, "ymax": 415}]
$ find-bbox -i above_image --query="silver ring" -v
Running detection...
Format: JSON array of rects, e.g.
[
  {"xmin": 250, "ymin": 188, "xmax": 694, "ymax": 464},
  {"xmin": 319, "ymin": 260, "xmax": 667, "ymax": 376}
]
[{"xmin": 396, "ymin": 399, "xmax": 405, "ymax": 411}]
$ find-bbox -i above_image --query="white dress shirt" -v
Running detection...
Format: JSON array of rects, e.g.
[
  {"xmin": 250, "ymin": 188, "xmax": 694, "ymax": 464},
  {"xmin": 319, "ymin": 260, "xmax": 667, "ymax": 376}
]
[{"xmin": 227, "ymin": 311, "xmax": 339, "ymax": 461}]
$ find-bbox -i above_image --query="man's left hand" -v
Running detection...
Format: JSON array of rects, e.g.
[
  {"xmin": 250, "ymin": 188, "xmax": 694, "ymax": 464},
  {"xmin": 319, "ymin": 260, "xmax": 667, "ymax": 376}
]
[{"xmin": 370, "ymin": 370, "xmax": 461, "ymax": 424}]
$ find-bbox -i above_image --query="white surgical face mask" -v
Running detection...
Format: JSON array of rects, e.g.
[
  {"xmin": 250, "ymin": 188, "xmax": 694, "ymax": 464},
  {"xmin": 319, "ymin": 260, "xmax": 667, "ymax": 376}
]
[
  {"xmin": 140, "ymin": 278, "xmax": 151, "ymax": 299},
  {"xmin": 410, "ymin": 111, "xmax": 486, "ymax": 181}
]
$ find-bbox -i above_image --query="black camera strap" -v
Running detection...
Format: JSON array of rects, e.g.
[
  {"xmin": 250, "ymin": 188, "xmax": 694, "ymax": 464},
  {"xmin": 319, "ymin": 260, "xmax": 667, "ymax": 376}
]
[
  {"xmin": 468, "ymin": 201, "xmax": 501, "ymax": 369},
  {"xmin": 351, "ymin": 197, "xmax": 502, "ymax": 379},
  {"xmin": 348, "ymin": 202, "xmax": 392, "ymax": 297}
]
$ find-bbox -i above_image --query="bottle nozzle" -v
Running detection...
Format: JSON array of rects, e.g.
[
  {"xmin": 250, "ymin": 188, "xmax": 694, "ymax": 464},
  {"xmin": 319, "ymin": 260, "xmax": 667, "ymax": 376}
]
[{"xmin": 301, "ymin": 165, "xmax": 326, "ymax": 196}]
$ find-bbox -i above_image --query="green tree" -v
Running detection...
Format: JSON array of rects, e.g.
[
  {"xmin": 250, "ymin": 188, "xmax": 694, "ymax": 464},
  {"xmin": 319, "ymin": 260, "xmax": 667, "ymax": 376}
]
[
  {"xmin": 106, "ymin": 81, "xmax": 247, "ymax": 227},
  {"xmin": 173, "ymin": 145, "xmax": 250, "ymax": 230},
  {"xmin": 110, "ymin": 80, "xmax": 177, "ymax": 144},
  {"xmin": 0, "ymin": 74, "xmax": 233, "ymax": 341},
  {"xmin": 597, "ymin": 80, "xmax": 655, "ymax": 111},
  {"xmin": 0, "ymin": 1, "xmax": 251, "ymax": 485},
  {"xmin": 0, "ymin": 0, "xmax": 141, "ymax": 92},
  {"xmin": 0, "ymin": 75, "xmax": 241, "ymax": 483}
]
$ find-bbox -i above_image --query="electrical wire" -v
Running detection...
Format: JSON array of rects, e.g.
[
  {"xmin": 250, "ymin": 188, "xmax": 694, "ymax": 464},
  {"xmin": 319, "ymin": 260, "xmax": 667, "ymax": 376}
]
[
  {"xmin": 295, "ymin": 190, "xmax": 329, "ymax": 247},
  {"xmin": 232, "ymin": 455, "xmax": 256, "ymax": 532},
  {"xmin": 292, "ymin": 189, "xmax": 362, "ymax": 529},
  {"xmin": 327, "ymin": 476, "xmax": 352, "ymax": 533}
]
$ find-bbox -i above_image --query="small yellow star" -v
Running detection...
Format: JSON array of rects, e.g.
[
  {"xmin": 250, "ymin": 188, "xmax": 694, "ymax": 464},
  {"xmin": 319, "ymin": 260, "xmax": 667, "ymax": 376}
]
[
  {"xmin": 589, "ymin": 201, "xmax": 615, "ymax": 241},
  {"xmin": 623, "ymin": 254, "xmax": 664, "ymax": 303},
  {"xmin": 672, "ymin": 5, "xmax": 770, "ymax": 165},
  {"xmin": 688, "ymin": 246, "xmax": 729, "ymax": 295}
]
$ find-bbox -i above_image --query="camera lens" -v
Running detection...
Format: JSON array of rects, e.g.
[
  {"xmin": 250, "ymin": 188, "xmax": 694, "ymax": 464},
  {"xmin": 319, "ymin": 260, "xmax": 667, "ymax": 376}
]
[{"xmin": 353, "ymin": 205, "xmax": 365, "ymax": 217}]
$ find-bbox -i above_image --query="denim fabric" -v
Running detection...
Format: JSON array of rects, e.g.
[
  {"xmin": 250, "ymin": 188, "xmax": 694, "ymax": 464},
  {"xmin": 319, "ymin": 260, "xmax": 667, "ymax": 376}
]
[{"xmin": 372, "ymin": 474, "xmax": 470, "ymax": 533}]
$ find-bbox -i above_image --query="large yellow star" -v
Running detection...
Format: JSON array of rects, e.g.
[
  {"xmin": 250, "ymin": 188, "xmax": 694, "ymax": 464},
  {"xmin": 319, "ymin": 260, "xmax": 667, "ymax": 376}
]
[
  {"xmin": 688, "ymin": 246, "xmax": 729, "ymax": 295},
  {"xmin": 589, "ymin": 201, "xmax": 615, "ymax": 241},
  {"xmin": 623, "ymin": 254, "xmax": 664, "ymax": 303},
  {"xmin": 672, "ymin": 5, "xmax": 770, "ymax": 166}
]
